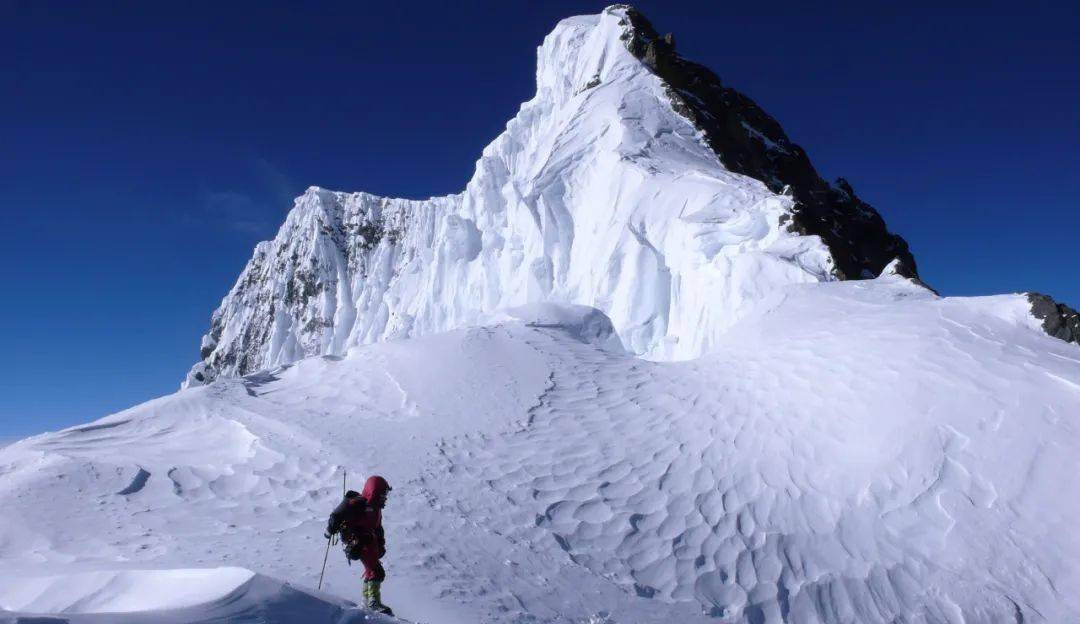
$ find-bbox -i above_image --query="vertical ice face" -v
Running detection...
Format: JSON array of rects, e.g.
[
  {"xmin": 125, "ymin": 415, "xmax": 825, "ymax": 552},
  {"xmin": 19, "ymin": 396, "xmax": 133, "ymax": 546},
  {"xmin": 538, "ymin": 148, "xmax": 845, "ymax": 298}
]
[{"xmin": 185, "ymin": 6, "xmax": 894, "ymax": 386}]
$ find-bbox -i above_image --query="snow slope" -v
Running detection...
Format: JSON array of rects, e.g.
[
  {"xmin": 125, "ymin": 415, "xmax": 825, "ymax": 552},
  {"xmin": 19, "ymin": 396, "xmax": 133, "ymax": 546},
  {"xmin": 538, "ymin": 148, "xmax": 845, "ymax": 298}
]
[
  {"xmin": 4, "ymin": 5, "xmax": 1078, "ymax": 624},
  {"xmin": 2, "ymin": 276, "xmax": 1078, "ymax": 622},
  {"xmin": 187, "ymin": 6, "xmax": 837, "ymax": 386},
  {"xmin": 0, "ymin": 567, "xmax": 399, "ymax": 623}
]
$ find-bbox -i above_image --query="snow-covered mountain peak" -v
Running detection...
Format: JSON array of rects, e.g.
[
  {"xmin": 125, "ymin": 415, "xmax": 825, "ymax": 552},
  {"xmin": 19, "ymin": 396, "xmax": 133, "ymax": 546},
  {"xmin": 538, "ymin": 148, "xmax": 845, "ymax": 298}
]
[
  {"xmin": 185, "ymin": 6, "xmax": 850, "ymax": 386},
  {"xmin": 185, "ymin": 6, "xmax": 933, "ymax": 386},
  {"xmin": 5, "ymin": 8, "xmax": 1079, "ymax": 624}
]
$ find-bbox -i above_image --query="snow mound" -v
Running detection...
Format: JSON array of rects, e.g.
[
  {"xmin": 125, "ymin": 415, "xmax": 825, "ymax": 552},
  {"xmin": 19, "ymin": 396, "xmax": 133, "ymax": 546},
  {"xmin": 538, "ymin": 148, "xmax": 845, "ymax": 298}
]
[
  {"xmin": 0, "ymin": 567, "xmax": 254, "ymax": 614},
  {"xmin": 484, "ymin": 303, "xmax": 625, "ymax": 352},
  {"xmin": 0, "ymin": 567, "xmax": 399, "ymax": 624}
]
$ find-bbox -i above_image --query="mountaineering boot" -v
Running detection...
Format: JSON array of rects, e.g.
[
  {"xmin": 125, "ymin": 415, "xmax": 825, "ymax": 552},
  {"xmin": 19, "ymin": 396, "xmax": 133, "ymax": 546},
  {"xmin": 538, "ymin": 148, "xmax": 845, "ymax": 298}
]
[
  {"xmin": 363, "ymin": 580, "xmax": 394, "ymax": 615},
  {"xmin": 362, "ymin": 579, "xmax": 373, "ymax": 606}
]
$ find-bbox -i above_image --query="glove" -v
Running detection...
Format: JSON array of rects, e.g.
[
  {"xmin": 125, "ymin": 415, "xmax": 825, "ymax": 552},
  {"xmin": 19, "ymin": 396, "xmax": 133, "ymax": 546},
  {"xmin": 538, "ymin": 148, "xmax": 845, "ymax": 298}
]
[{"xmin": 324, "ymin": 531, "xmax": 333, "ymax": 539}]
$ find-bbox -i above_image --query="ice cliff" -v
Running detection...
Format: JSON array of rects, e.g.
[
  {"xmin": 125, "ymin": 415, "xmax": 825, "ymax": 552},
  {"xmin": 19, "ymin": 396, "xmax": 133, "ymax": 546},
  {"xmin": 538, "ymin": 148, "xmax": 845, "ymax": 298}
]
[{"xmin": 186, "ymin": 6, "xmax": 924, "ymax": 385}]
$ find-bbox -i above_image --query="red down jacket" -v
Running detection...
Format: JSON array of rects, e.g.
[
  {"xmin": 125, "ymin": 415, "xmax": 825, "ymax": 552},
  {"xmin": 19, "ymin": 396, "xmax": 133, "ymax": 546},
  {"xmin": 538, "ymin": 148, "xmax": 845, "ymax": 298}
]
[{"xmin": 326, "ymin": 475, "xmax": 391, "ymax": 559}]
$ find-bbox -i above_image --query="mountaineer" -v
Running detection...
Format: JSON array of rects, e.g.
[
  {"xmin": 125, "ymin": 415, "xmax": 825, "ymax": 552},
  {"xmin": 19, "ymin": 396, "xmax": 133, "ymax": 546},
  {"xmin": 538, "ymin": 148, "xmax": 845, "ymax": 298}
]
[{"xmin": 326, "ymin": 475, "xmax": 393, "ymax": 615}]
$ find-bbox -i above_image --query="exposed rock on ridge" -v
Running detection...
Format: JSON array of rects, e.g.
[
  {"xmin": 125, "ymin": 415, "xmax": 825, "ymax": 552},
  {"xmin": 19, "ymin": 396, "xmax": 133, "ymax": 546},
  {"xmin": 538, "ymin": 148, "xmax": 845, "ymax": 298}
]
[
  {"xmin": 615, "ymin": 5, "xmax": 919, "ymax": 281},
  {"xmin": 188, "ymin": 190, "xmax": 419, "ymax": 385},
  {"xmin": 1027, "ymin": 292, "xmax": 1080, "ymax": 344}
]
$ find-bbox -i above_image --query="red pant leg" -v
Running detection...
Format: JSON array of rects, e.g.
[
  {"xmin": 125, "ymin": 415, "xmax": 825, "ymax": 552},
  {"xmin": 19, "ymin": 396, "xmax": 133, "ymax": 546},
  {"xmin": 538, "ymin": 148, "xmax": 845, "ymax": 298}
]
[{"xmin": 359, "ymin": 547, "xmax": 385, "ymax": 582}]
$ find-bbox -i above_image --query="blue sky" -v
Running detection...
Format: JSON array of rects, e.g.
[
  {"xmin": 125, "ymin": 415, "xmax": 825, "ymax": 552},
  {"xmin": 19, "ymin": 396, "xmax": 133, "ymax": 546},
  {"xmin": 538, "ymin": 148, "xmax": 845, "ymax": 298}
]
[{"xmin": 2, "ymin": 1, "xmax": 1077, "ymax": 439}]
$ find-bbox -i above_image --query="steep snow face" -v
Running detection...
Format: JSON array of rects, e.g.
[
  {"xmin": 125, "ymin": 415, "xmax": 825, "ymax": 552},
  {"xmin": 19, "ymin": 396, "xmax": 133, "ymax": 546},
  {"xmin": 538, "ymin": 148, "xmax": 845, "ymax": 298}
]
[
  {"xmin": 188, "ymin": 7, "xmax": 835, "ymax": 385},
  {"xmin": 3, "ymin": 285, "xmax": 1079, "ymax": 623}
]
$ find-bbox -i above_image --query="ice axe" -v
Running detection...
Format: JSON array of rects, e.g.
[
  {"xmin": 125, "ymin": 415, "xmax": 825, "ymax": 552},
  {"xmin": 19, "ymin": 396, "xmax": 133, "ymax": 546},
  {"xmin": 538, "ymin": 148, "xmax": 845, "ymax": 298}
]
[{"xmin": 317, "ymin": 469, "xmax": 347, "ymax": 591}]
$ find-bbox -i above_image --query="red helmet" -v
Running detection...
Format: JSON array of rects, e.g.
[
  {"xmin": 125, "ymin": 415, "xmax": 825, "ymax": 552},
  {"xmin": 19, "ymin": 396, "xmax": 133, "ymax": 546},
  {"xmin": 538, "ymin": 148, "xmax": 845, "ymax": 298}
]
[{"xmin": 362, "ymin": 475, "xmax": 392, "ymax": 506}]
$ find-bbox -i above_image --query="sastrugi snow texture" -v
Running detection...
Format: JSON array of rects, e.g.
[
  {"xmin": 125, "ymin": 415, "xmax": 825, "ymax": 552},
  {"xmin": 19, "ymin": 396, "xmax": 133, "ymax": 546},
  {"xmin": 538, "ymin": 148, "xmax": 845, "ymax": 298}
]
[
  {"xmin": 3, "ymin": 280, "xmax": 1079, "ymax": 622},
  {"xmin": 2, "ymin": 6, "xmax": 1078, "ymax": 624}
]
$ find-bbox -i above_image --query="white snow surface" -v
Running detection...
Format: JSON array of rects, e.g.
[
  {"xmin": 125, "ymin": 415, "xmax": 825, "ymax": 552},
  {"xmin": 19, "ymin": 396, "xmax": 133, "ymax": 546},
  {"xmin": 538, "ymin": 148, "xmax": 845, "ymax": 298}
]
[
  {"xmin": 187, "ymin": 7, "xmax": 834, "ymax": 385},
  {"xmin": 4, "ymin": 7, "xmax": 1079, "ymax": 624},
  {"xmin": 1, "ymin": 567, "xmax": 255, "ymax": 613},
  {"xmin": 3, "ymin": 275, "xmax": 1079, "ymax": 622},
  {"xmin": 0, "ymin": 567, "xmax": 399, "ymax": 623}
]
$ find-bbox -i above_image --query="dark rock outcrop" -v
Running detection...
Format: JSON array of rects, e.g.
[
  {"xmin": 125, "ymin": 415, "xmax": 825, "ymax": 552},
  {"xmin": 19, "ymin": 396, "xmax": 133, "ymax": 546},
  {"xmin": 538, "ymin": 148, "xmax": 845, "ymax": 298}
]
[
  {"xmin": 1027, "ymin": 292, "xmax": 1080, "ymax": 344},
  {"xmin": 614, "ymin": 6, "xmax": 919, "ymax": 282}
]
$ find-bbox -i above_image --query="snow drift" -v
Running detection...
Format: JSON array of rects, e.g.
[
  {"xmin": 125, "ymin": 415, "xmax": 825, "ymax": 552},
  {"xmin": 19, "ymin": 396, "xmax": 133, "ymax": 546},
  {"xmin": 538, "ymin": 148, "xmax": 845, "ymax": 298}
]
[{"xmin": 0, "ymin": 567, "xmax": 399, "ymax": 623}]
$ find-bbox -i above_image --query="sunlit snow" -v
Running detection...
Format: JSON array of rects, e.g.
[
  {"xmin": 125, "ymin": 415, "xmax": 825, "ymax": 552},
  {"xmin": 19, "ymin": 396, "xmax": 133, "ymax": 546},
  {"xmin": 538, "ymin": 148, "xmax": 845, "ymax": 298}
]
[
  {"xmin": 2, "ymin": 6, "xmax": 1077, "ymax": 624},
  {"xmin": 187, "ymin": 7, "xmax": 832, "ymax": 387}
]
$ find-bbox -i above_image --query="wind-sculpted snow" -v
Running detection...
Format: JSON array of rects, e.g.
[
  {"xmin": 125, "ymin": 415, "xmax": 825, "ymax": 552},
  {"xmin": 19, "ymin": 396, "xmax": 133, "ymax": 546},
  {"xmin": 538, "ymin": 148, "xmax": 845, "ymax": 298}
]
[
  {"xmin": 434, "ymin": 278, "xmax": 1080, "ymax": 622},
  {"xmin": 3, "ymin": 279, "xmax": 1078, "ymax": 623},
  {"xmin": 187, "ymin": 6, "xmax": 836, "ymax": 385},
  {"xmin": 0, "ymin": 567, "xmax": 401, "ymax": 623}
]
